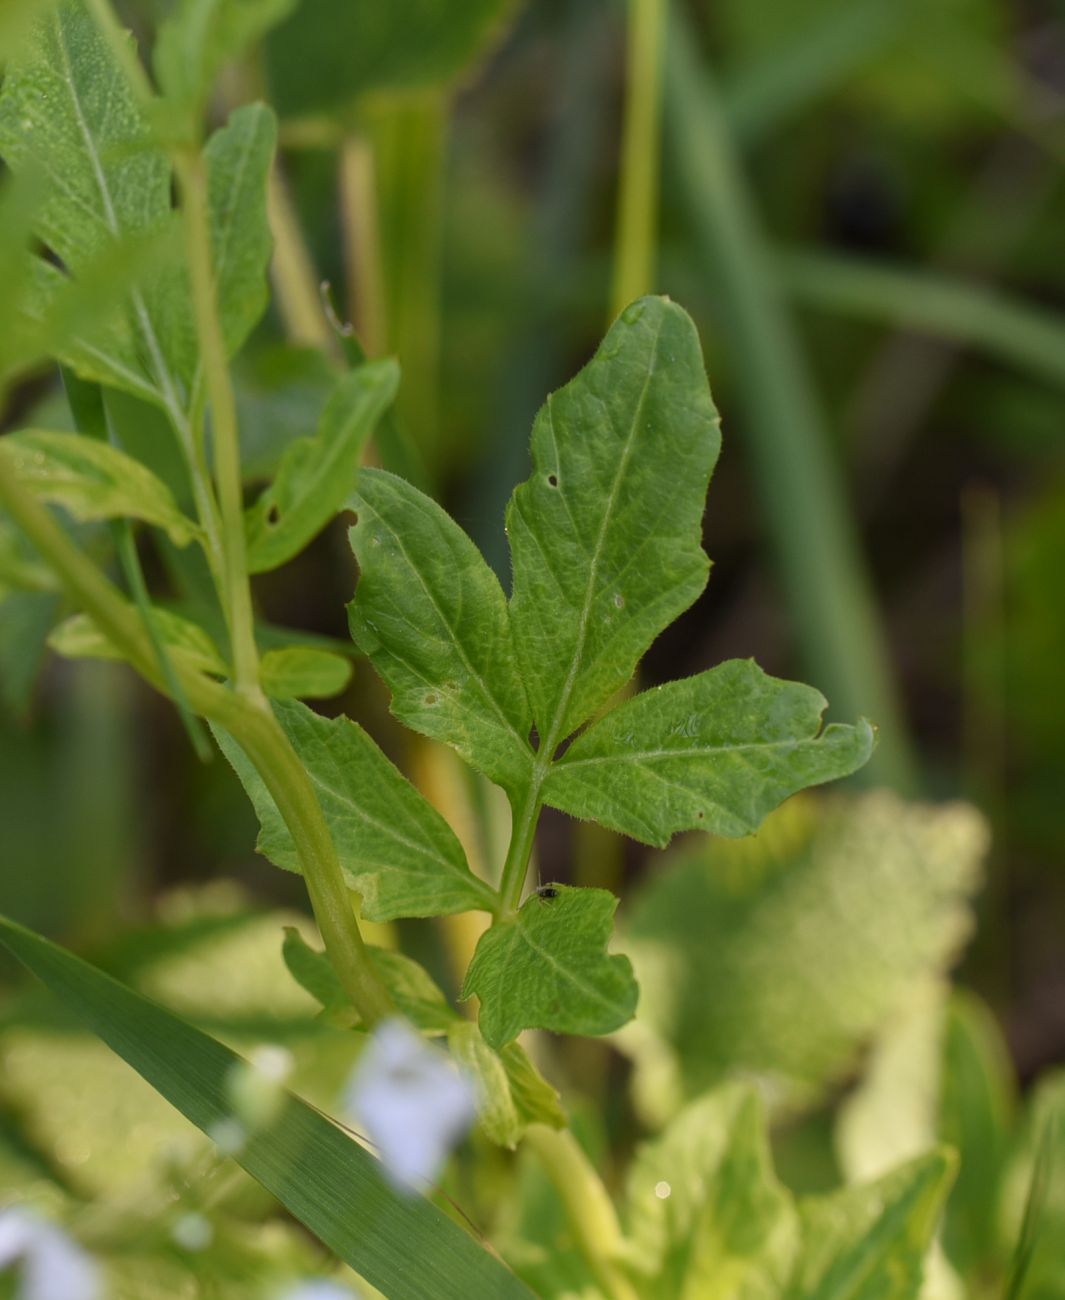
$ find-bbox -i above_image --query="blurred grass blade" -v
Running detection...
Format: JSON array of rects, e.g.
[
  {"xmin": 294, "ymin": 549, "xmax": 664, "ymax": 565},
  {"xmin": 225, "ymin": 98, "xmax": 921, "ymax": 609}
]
[
  {"xmin": 780, "ymin": 250, "xmax": 1065, "ymax": 393},
  {"xmin": 664, "ymin": 6, "xmax": 916, "ymax": 792},
  {"xmin": 1004, "ymin": 1113, "xmax": 1058, "ymax": 1300},
  {"xmin": 0, "ymin": 913, "xmax": 534, "ymax": 1300}
]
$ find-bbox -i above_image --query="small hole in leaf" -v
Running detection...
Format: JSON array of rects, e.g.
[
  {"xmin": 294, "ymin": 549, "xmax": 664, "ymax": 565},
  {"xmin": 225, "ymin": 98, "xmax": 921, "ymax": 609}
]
[
  {"xmin": 696, "ymin": 811, "xmax": 705, "ymax": 820},
  {"xmin": 266, "ymin": 504, "xmax": 280, "ymax": 526},
  {"xmin": 424, "ymin": 693, "xmax": 438, "ymax": 705},
  {"xmin": 547, "ymin": 473, "xmax": 558, "ymax": 488}
]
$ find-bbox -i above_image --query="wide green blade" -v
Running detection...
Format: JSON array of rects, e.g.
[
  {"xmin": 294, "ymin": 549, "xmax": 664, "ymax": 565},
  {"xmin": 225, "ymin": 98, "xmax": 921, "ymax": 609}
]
[{"xmin": 0, "ymin": 913, "xmax": 533, "ymax": 1300}]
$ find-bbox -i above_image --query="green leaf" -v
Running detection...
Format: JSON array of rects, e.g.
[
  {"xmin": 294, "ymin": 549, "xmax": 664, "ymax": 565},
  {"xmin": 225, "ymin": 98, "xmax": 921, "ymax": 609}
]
[
  {"xmin": 201, "ymin": 102, "xmax": 277, "ymax": 363},
  {"xmin": 259, "ymin": 646, "xmax": 352, "ymax": 699},
  {"xmin": 1001, "ymin": 1073, "xmax": 1065, "ymax": 1300},
  {"xmin": 543, "ymin": 660, "xmax": 875, "ymax": 846},
  {"xmin": 624, "ymin": 1083, "xmax": 798, "ymax": 1299},
  {"xmin": 0, "ymin": 10, "xmax": 275, "ymax": 417},
  {"xmin": 265, "ymin": 0, "xmax": 511, "ymax": 117},
  {"xmin": 622, "ymin": 793, "xmax": 987, "ymax": 1120},
  {"xmin": 0, "ymin": 912, "xmax": 534, "ymax": 1300},
  {"xmin": 282, "ymin": 929, "xmax": 563, "ymax": 1145},
  {"xmin": 154, "ymin": 0, "xmax": 297, "ymax": 119},
  {"xmin": 0, "ymin": 4, "xmax": 189, "ymax": 411},
  {"xmin": 507, "ymin": 296, "xmax": 720, "ymax": 749},
  {"xmin": 246, "ymin": 361, "xmax": 399, "ymax": 573},
  {"xmin": 215, "ymin": 698, "xmax": 496, "ymax": 920},
  {"xmin": 462, "ymin": 884, "xmax": 638, "ymax": 1049},
  {"xmin": 347, "ymin": 468, "xmax": 533, "ymax": 796},
  {"xmin": 789, "ymin": 1150, "xmax": 957, "ymax": 1300},
  {"xmin": 2, "ymin": 429, "xmax": 201, "ymax": 546},
  {"xmin": 48, "ymin": 605, "xmax": 226, "ymax": 676},
  {"xmin": 937, "ymin": 991, "xmax": 1015, "ymax": 1279}
]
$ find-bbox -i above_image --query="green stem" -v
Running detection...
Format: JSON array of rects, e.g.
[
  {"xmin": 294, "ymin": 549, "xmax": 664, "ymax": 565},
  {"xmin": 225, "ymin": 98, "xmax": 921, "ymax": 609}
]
[
  {"xmin": 339, "ymin": 134, "xmax": 387, "ymax": 357},
  {"xmin": 497, "ymin": 770, "xmax": 547, "ymax": 917},
  {"xmin": 664, "ymin": 8, "xmax": 917, "ymax": 793},
  {"xmin": 0, "ymin": 456, "xmax": 392, "ymax": 1026},
  {"xmin": 524, "ymin": 1125, "xmax": 637, "ymax": 1300},
  {"xmin": 611, "ymin": 0, "xmax": 666, "ymax": 317},
  {"xmin": 175, "ymin": 148, "xmax": 260, "ymax": 696}
]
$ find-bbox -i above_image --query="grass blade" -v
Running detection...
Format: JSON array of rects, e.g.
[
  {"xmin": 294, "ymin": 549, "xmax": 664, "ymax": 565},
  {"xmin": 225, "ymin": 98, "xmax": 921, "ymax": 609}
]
[{"xmin": 0, "ymin": 913, "xmax": 533, "ymax": 1300}]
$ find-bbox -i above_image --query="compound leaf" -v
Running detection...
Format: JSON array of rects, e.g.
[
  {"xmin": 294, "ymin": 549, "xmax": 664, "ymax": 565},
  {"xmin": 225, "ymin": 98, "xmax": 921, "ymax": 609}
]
[
  {"xmin": 246, "ymin": 361, "xmax": 399, "ymax": 573},
  {"xmin": 259, "ymin": 646, "xmax": 352, "ymax": 699},
  {"xmin": 790, "ymin": 1150, "xmax": 957, "ymax": 1300},
  {"xmin": 348, "ymin": 468, "xmax": 533, "ymax": 797},
  {"xmin": 216, "ymin": 698, "xmax": 496, "ymax": 920},
  {"xmin": 542, "ymin": 661, "xmax": 875, "ymax": 847},
  {"xmin": 462, "ymin": 885, "xmax": 637, "ymax": 1049},
  {"xmin": 507, "ymin": 296, "xmax": 720, "ymax": 749},
  {"xmin": 2, "ymin": 429, "xmax": 201, "ymax": 546}
]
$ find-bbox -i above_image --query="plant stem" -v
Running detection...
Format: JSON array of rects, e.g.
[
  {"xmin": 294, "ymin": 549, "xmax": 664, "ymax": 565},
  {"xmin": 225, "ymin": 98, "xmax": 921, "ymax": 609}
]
[
  {"xmin": 266, "ymin": 164, "xmax": 339, "ymax": 356},
  {"xmin": 524, "ymin": 1125, "xmax": 637, "ymax": 1300},
  {"xmin": 175, "ymin": 149, "xmax": 260, "ymax": 696},
  {"xmin": 664, "ymin": 8, "xmax": 918, "ymax": 792},
  {"xmin": 0, "ymin": 456, "xmax": 393, "ymax": 1026},
  {"xmin": 611, "ymin": 0, "xmax": 666, "ymax": 317},
  {"xmin": 339, "ymin": 134, "xmax": 387, "ymax": 357},
  {"xmin": 497, "ymin": 770, "xmax": 547, "ymax": 917}
]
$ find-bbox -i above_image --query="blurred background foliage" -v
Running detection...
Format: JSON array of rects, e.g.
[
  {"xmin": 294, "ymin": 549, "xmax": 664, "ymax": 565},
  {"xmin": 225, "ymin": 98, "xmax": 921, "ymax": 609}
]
[{"xmin": 2, "ymin": 0, "xmax": 1065, "ymax": 1295}]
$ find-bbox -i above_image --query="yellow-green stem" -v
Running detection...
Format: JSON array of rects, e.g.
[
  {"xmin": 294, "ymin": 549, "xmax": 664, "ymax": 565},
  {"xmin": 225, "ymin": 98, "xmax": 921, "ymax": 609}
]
[
  {"xmin": 266, "ymin": 165, "xmax": 340, "ymax": 356},
  {"xmin": 524, "ymin": 1125, "xmax": 637, "ymax": 1300},
  {"xmin": 175, "ymin": 149, "xmax": 260, "ymax": 696},
  {"xmin": 339, "ymin": 135, "xmax": 387, "ymax": 357},
  {"xmin": 0, "ymin": 455, "xmax": 392, "ymax": 1026},
  {"xmin": 610, "ymin": 0, "xmax": 666, "ymax": 317}
]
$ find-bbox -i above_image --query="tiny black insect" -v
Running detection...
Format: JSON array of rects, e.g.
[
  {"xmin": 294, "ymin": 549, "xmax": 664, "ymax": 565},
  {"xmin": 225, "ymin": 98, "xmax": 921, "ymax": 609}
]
[{"xmin": 535, "ymin": 886, "xmax": 560, "ymax": 900}]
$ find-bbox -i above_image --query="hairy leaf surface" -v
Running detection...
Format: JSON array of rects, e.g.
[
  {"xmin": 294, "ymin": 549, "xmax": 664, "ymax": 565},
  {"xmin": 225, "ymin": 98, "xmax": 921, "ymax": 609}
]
[
  {"xmin": 246, "ymin": 361, "xmax": 399, "ymax": 573},
  {"xmin": 0, "ymin": 914, "xmax": 534, "ymax": 1300},
  {"xmin": 543, "ymin": 661, "xmax": 875, "ymax": 846},
  {"xmin": 462, "ymin": 885, "xmax": 638, "ymax": 1049},
  {"xmin": 259, "ymin": 646, "xmax": 352, "ymax": 699},
  {"xmin": 507, "ymin": 296, "xmax": 720, "ymax": 748},
  {"xmin": 0, "ymin": 8, "xmax": 275, "ymax": 416},
  {"xmin": 348, "ymin": 468, "xmax": 533, "ymax": 796},
  {"xmin": 215, "ymin": 698, "xmax": 496, "ymax": 920},
  {"xmin": 2, "ymin": 430, "xmax": 201, "ymax": 546}
]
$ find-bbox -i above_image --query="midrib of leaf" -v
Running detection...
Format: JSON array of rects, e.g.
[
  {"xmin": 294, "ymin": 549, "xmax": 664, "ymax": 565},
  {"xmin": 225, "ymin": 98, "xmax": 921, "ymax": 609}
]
[
  {"xmin": 302, "ymin": 758, "xmax": 497, "ymax": 908},
  {"xmin": 369, "ymin": 488, "xmax": 530, "ymax": 756},
  {"xmin": 53, "ymin": 11, "xmax": 191, "ymax": 440},
  {"xmin": 501, "ymin": 919, "xmax": 626, "ymax": 1016},
  {"xmin": 536, "ymin": 310, "xmax": 664, "ymax": 759},
  {"xmin": 559, "ymin": 737, "xmax": 826, "ymax": 769}
]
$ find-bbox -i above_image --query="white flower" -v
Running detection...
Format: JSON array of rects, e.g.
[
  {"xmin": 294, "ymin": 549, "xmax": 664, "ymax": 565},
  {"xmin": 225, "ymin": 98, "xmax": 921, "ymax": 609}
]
[
  {"xmin": 0, "ymin": 1208, "xmax": 100, "ymax": 1300},
  {"xmin": 277, "ymin": 1284, "xmax": 356, "ymax": 1300},
  {"xmin": 343, "ymin": 1017, "xmax": 477, "ymax": 1191}
]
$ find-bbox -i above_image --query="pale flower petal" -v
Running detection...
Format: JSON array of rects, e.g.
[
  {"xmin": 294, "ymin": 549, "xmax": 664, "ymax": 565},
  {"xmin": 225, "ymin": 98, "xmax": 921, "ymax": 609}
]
[
  {"xmin": 278, "ymin": 1283, "xmax": 356, "ymax": 1300},
  {"xmin": 343, "ymin": 1017, "xmax": 477, "ymax": 1191},
  {"xmin": 0, "ymin": 1208, "xmax": 100, "ymax": 1300}
]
